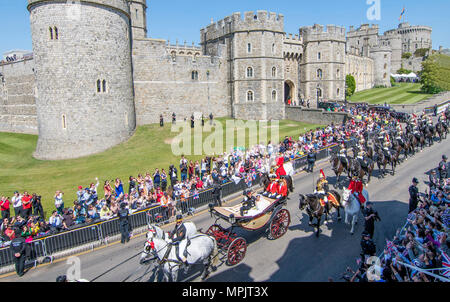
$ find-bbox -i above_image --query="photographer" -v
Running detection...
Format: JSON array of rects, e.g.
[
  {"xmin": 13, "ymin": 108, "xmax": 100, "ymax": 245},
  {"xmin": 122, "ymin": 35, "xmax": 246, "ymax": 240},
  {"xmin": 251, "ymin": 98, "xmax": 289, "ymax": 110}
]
[
  {"xmin": 362, "ymin": 201, "xmax": 381, "ymax": 239},
  {"xmin": 360, "ymin": 231, "xmax": 376, "ymax": 260},
  {"xmin": 32, "ymin": 194, "xmax": 44, "ymax": 220}
]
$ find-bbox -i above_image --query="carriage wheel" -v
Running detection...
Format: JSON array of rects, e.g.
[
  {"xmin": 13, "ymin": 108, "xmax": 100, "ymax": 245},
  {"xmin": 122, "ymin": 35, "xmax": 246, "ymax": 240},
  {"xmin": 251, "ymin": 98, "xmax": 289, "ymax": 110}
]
[
  {"xmin": 227, "ymin": 237, "xmax": 247, "ymax": 266},
  {"xmin": 269, "ymin": 209, "xmax": 291, "ymax": 240},
  {"xmin": 206, "ymin": 224, "xmax": 222, "ymax": 237}
]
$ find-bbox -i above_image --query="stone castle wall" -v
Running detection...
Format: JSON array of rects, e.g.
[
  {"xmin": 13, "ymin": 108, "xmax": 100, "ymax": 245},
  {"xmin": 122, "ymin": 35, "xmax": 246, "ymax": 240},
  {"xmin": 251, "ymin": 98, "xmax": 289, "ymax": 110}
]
[
  {"xmin": 28, "ymin": 0, "xmax": 136, "ymax": 160},
  {"xmin": 0, "ymin": 58, "xmax": 38, "ymax": 134},
  {"xmin": 132, "ymin": 38, "xmax": 230, "ymax": 125},
  {"xmin": 285, "ymin": 106, "xmax": 348, "ymax": 125}
]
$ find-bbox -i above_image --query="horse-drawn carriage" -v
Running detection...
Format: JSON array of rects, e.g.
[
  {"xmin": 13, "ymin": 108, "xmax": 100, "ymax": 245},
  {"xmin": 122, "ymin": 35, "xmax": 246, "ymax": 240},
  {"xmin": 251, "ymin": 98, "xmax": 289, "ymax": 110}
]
[{"xmin": 205, "ymin": 194, "xmax": 291, "ymax": 266}]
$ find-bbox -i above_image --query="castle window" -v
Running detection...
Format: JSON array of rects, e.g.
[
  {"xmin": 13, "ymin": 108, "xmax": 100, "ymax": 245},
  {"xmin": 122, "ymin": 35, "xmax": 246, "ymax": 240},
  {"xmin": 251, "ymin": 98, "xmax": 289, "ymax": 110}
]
[
  {"xmin": 247, "ymin": 43, "xmax": 252, "ymax": 53},
  {"xmin": 54, "ymin": 27, "xmax": 58, "ymax": 40},
  {"xmin": 318, "ymin": 52, "xmax": 321, "ymax": 60},
  {"xmin": 49, "ymin": 27, "xmax": 53, "ymax": 40},
  {"xmin": 247, "ymin": 91, "xmax": 254, "ymax": 102},
  {"xmin": 317, "ymin": 69, "xmax": 323, "ymax": 79},
  {"xmin": 171, "ymin": 51, "xmax": 176, "ymax": 62},
  {"xmin": 272, "ymin": 44, "xmax": 276, "ymax": 54},
  {"xmin": 97, "ymin": 80, "xmax": 101, "ymax": 93},
  {"xmin": 271, "ymin": 90, "xmax": 277, "ymax": 102},
  {"xmin": 383, "ymin": 73, "xmax": 387, "ymax": 79},
  {"xmin": 191, "ymin": 71, "xmax": 199, "ymax": 80},
  {"xmin": 247, "ymin": 67, "xmax": 254, "ymax": 78},
  {"xmin": 384, "ymin": 63, "xmax": 387, "ymax": 69},
  {"xmin": 317, "ymin": 88, "xmax": 322, "ymax": 98},
  {"xmin": 62, "ymin": 114, "xmax": 67, "ymax": 130},
  {"xmin": 272, "ymin": 67, "xmax": 277, "ymax": 78},
  {"xmin": 337, "ymin": 88, "xmax": 340, "ymax": 96},
  {"xmin": 102, "ymin": 80, "xmax": 107, "ymax": 92},
  {"xmin": 337, "ymin": 69, "xmax": 340, "ymax": 78}
]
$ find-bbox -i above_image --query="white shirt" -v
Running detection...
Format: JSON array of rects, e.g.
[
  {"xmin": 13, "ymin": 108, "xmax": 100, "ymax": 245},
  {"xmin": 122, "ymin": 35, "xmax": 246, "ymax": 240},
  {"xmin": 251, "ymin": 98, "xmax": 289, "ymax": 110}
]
[
  {"xmin": 55, "ymin": 193, "xmax": 64, "ymax": 208},
  {"xmin": 12, "ymin": 195, "xmax": 22, "ymax": 208}
]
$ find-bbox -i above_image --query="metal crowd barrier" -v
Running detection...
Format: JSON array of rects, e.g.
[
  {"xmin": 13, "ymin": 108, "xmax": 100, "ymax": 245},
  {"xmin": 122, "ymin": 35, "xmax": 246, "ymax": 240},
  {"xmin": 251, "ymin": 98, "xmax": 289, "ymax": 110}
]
[{"xmin": 0, "ymin": 138, "xmax": 358, "ymax": 269}]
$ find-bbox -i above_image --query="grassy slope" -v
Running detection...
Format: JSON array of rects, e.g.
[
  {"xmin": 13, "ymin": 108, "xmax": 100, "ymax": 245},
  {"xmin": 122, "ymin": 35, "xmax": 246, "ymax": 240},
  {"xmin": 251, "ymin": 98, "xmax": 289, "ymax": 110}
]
[
  {"xmin": 0, "ymin": 118, "xmax": 323, "ymax": 217},
  {"xmin": 349, "ymin": 83, "xmax": 433, "ymax": 104}
]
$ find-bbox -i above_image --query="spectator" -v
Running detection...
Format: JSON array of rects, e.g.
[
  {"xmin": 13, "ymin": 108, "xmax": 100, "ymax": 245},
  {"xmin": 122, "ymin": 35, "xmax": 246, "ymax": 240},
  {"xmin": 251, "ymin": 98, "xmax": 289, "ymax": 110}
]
[
  {"xmin": 32, "ymin": 194, "xmax": 45, "ymax": 220},
  {"xmin": 49, "ymin": 211, "xmax": 63, "ymax": 233},
  {"xmin": 54, "ymin": 191, "xmax": 64, "ymax": 215},
  {"xmin": 62, "ymin": 209, "xmax": 75, "ymax": 229},
  {"xmin": 0, "ymin": 196, "xmax": 10, "ymax": 219},
  {"xmin": 12, "ymin": 191, "xmax": 22, "ymax": 217}
]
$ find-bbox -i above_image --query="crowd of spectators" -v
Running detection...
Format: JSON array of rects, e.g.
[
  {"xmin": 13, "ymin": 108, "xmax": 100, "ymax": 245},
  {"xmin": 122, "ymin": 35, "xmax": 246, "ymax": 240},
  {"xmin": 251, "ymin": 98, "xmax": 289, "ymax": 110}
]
[
  {"xmin": 342, "ymin": 168, "xmax": 449, "ymax": 282},
  {"xmin": 0, "ymin": 105, "xmax": 404, "ymax": 248}
]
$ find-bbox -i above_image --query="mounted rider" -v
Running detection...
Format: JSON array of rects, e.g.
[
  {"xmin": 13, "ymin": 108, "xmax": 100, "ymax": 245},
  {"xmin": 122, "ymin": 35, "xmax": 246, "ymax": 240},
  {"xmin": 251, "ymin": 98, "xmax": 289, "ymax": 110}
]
[
  {"xmin": 357, "ymin": 146, "xmax": 368, "ymax": 170},
  {"xmin": 395, "ymin": 123, "xmax": 405, "ymax": 147},
  {"xmin": 339, "ymin": 143, "xmax": 348, "ymax": 170},
  {"xmin": 314, "ymin": 170, "xmax": 329, "ymax": 208},
  {"xmin": 170, "ymin": 214, "xmax": 189, "ymax": 267},
  {"xmin": 348, "ymin": 175, "xmax": 366, "ymax": 205},
  {"xmin": 383, "ymin": 136, "xmax": 392, "ymax": 160},
  {"xmin": 275, "ymin": 156, "xmax": 287, "ymax": 179}
]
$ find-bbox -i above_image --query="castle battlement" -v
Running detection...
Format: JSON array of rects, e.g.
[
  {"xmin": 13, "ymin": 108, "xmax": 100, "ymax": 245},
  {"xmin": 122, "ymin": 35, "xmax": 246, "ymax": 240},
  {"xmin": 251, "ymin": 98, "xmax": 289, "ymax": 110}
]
[
  {"xmin": 300, "ymin": 24, "xmax": 346, "ymax": 42},
  {"xmin": 285, "ymin": 33, "xmax": 302, "ymax": 43},
  {"xmin": 27, "ymin": 0, "xmax": 131, "ymax": 15},
  {"xmin": 201, "ymin": 11, "xmax": 284, "ymax": 43},
  {"xmin": 347, "ymin": 24, "xmax": 379, "ymax": 37}
]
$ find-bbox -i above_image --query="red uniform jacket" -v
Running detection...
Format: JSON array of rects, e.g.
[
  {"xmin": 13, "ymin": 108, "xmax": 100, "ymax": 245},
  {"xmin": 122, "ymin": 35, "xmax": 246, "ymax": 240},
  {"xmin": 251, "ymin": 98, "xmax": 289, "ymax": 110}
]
[
  {"xmin": 277, "ymin": 183, "xmax": 288, "ymax": 197},
  {"xmin": 266, "ymin": 182, "xmax": 279, "ymax": 194},
  {"xmin": 348, "ymin": 180, "xmax": 366, "ymax": 204},
  {"xmin": 275, "ymin": 157, "xmax": 286, "ymax": 178}
]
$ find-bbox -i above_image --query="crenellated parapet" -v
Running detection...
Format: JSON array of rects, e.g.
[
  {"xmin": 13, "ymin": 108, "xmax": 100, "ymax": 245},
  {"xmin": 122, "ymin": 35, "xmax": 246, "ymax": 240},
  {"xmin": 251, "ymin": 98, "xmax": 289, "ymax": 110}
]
[
  {"xmin": 200, "ymin": 11, "xmax": 284, "ymax": 43},
  {"xmin": 300, "ymin": 24, "xmax": 346, "ymax": 43}
]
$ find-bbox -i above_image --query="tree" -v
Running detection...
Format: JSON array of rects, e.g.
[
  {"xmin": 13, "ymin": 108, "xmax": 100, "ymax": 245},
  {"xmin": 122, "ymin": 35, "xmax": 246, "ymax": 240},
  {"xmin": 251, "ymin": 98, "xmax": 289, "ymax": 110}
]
[
  {"xmin": 402, "ymin": 52, "xmax": 412, "ymax": 59},
  {"xmin": 420, "ymin": 54, "xmax": 450, "ymax": 94},
  {"xmin": 397, "ymin": 68, "xmax": 413, "ymax": 75},
  {"xmin": 390, "ymin": 76, "xmax": 396, "ymax": 86},
  {"xmin": 346, "ymin": 74, "xmax": 356, "ymax": 97},
  {"xmin": 414, "ymin": 48, "xmax": 429, "ymax": 58}
]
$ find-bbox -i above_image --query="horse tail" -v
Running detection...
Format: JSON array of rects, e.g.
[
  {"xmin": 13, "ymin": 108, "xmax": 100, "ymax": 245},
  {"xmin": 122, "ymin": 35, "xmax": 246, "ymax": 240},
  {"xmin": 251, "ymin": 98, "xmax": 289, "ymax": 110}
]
[{"xmin": 211, "ymin": 237, "xmax": 219, "ymax": 268}]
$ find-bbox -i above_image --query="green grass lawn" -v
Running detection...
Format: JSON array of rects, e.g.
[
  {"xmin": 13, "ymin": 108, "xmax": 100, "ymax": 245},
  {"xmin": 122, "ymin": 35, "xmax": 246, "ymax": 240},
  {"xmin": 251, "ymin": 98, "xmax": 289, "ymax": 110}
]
[
  {"xmin": 0, "ymin": 118, "xmax": 323, "ymax": 217},
  {"xmin": 349, "ymin": 83, "xmax": 433, "ymax": 105}
]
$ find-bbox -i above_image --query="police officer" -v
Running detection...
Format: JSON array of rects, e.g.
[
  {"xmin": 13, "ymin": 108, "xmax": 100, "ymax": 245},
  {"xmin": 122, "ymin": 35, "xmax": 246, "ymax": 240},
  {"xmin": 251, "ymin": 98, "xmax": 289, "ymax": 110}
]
[
  {"xmin": 240, "ymin": 190, "xmax": 256, "ymax": 216},
  {"xmin": 160, "ymin": 114, "xmax": 164, "ymax": 127},
  {"xmin": 362, "ymin": 202, "xmax": 380, "ymax": 239},
  {"xmin": 360, "ymin": 231, "xmax": 376, "ymax": 260},
  {"xmin": 211, "ymin": 183, "xmax": 222, "ymax": 207},
  {"xmin": 438, "ymin": 155, "xmax": 448, "ymax": 181},
  {"xmin": 408, "ymin": 178, "xmax": 420, "ymax": 213},
  {"xmin": 306, "ymin": 149, "xmax": 317, "ymax": 173},
  {"xmin": 118, "ymin": 203, "xmax": 130, "ymax": 244},
  {"xmin": 10, "ymin": 228, "xmax": 26, "ymax": 277},
  {"xmin": 201, "ymin": 114, "xmax": 205, "ymax": 127},
  {"xmin": 171, "ymin": 215, "xmax": 188, "ymax": 266},
  {"xmin": 190, "ymin": 114, "xmax": 195, "ymax": 129}
]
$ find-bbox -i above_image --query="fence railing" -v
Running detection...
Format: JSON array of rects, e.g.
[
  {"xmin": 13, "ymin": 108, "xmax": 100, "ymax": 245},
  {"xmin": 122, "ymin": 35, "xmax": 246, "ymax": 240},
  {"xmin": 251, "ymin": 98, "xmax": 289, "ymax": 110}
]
[{"xmin": 0, "ymin": 138, "xmax": 357, "ymax": 269}]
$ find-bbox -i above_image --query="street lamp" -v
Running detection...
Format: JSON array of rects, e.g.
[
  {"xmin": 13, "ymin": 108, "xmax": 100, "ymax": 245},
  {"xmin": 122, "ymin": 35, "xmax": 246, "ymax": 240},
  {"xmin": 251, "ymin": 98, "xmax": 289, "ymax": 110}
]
[{"xmin": 316, "ymin": 83, "xmax": 320, "ymax": 108}]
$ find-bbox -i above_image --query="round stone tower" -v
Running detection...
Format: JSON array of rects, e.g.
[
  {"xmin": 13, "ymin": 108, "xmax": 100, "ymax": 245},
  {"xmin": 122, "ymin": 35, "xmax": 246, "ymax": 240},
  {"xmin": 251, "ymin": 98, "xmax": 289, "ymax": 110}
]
[{"xmin": 28, "ymin": 0, "xmax": 136, "ymax": 160}]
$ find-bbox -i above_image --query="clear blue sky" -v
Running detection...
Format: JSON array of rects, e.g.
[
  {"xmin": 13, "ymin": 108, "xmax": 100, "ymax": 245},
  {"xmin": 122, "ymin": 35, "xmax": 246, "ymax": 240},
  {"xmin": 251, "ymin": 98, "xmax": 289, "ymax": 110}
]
[{"xmin": 1, "ymin": 0, "xmax": 449, "ymax": 55}]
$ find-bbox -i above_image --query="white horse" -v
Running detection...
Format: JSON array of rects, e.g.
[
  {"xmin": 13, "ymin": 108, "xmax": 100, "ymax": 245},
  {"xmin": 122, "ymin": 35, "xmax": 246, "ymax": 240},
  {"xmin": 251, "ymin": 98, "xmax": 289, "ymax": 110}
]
[
  {"xmin": 341, "ymin": 188, "xmax": 369, "ymax": 235},
  {"xmin": 140, "ymin": 222, "xmax": 198, "ymax": 264},
  {"xmin": 283, "ymin": 161, "xmax": 295, "ymax": 177},
  {"xmin": 143, "ymin": 230, "xmax": 218, "ymax": 282}
]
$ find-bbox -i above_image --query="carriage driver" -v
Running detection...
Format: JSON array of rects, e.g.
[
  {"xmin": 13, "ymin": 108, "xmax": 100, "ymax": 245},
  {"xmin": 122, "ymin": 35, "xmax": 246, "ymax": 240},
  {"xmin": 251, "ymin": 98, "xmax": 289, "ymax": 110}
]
[
  {"xmin": 170, "ymin": 214, "xmax": 188, "ymax": 267},
  {"xmin": 240, "ymin": 189, "xmax": 256, "ymax": 216}
]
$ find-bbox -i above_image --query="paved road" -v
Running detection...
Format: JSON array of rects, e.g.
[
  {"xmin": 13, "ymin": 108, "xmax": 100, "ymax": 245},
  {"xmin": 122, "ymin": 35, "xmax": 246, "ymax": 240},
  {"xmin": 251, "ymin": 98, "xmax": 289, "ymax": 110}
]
[{"xmin": 2, "ymin": 137, "xmax": 449, "ymax": 282}]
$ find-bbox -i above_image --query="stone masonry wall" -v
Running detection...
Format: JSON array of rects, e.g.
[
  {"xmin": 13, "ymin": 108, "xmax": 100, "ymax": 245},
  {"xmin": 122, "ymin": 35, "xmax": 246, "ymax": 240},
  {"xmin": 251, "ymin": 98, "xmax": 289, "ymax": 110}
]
[
  {"xmin": 285, "ymin": 106, "xmax": 348, "ymax": 125},
  {"xmin": 0, "ymin": 59, "xmax": 38, "ymax": 134},
  {"xmin": 132, "ymin": 38, "xmax": 230, "ymax": 125}
]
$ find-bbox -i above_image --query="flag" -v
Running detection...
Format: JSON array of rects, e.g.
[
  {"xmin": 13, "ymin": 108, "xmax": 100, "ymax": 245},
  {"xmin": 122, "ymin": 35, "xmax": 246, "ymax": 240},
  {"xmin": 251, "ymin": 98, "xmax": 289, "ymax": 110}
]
[
  {"xmin": 193, "ymin": 190, "xmax": 199, "ymax": 200},
  {"xmin": 440, "ymin": 252, "xmax": 450, "ymax": 278},
  {"xmin": 410, "ymin": 258, "xmax": 421, "ymax": 278},
  {"xmin": 386, "ymin": 240, "xmax": 398, "ymax": 255},
  {"xmin": 399, "ymin": 7, "xmax": 406, "ymax": 22}
]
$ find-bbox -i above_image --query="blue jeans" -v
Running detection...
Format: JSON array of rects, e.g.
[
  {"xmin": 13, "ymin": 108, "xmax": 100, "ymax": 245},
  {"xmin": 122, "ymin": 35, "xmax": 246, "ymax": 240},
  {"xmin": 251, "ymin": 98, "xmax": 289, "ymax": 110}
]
[{"xmin": 181, "ymin": 173, "xmax": 187, "ymax": 182}]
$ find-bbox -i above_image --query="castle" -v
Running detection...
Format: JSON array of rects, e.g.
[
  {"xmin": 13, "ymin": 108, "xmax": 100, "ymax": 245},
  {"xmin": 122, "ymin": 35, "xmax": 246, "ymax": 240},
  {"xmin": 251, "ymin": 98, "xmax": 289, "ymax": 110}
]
[{"xmin": 0, "ymin": 0, "xmax": 432, "ymax": 160}]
